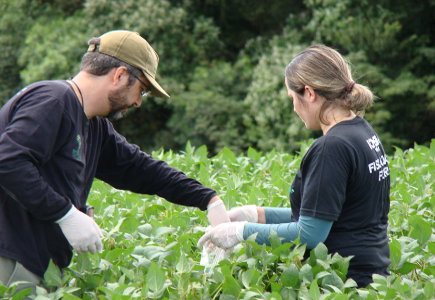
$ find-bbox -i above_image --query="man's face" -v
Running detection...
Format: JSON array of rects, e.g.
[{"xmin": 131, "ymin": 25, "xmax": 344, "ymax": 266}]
[
  {"xmin": 107, "ymin": 74, "xmax": 150, "ymax": 120},
  {"xmin": 107, "ymin": 88, "xmax": 132, "ymax": 120}
]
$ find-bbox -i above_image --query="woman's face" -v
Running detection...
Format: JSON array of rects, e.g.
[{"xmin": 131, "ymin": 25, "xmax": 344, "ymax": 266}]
[{"xmin": 286, "ymin": 82, "xmax": 321, "ymax": 130}]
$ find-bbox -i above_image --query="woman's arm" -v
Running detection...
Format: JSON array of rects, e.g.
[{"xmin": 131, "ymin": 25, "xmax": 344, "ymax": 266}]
[
  {"xmin": 244, "ymin": 215, "xmax": 333, "ymax": 248},
  {"xmin": 263, "ymin": 207, "xmax": 293, "ymax": 224},
  {"xmin": 229, "ymin": 206, "xmax": 293, "ymax": 224}
]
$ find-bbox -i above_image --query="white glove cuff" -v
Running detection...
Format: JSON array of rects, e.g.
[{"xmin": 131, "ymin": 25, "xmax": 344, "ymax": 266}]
[
  {"xmin": 207, "ymin": 199, "xmax": 230, "ymax": 226},
  {"xmin": 207, "ymin": 199, "xmax": 223, "ymax": 210},
  {"xmin": 55, "ymin": 205, "xmax": 76, "ymax": 223},
  {"xmin": 246, "ymin": 205, "xmax": 259, "ymax": 223},
  {"xmin": 236, "ymin": 221, "xmax": 247, "ymax": 241}
]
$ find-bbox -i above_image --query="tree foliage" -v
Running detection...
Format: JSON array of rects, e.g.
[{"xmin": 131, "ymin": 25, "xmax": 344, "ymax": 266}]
[{"xmin": 0, "ymin": 0, "xmax": 433, "ymax": 154}]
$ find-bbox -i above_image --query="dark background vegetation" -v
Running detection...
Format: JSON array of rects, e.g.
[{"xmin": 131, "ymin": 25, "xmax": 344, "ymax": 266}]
[{"xmin": 1, "ymin": 0, "xmax": 434, "ymax": 155}]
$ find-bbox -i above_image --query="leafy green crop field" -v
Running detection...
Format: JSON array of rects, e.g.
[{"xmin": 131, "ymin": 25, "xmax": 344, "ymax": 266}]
[{"xmin": 2, "ymin": 140, "xmax": 434, "ymax": 299}]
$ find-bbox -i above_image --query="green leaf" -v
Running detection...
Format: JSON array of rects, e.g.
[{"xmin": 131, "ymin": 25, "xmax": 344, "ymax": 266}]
[
  {"xmin": 155, "ymin": 226, "xmax": 176, "ymax": 237},
  {"xmin": 330, "ymin": 295, "xmax": 349, "ymax": 300},
  {"xmin": 268, "ymin": 291, "xmax": 283, "ymax": 300},
  {"xmin": 271, "ymin": 281, "xmax": 282, "ymax": 294},
  {"xmin": 43, "ymin": 259, "xmax": 62, "ymax": 288},
  {"xmin": 62, "ymin": 293, "xmax": 82, "ymax": 300},
  {"xmin": 428, "ymin": 241, "xmax": 435, "ymax": 255},
  {"xmin": 280, "ymin": 287, "xmax": 298, "ymax": 300},
  {"xmin": 269, "ymin": 230, "xmax": 283, "ymax": 249},
  {"xmin": 120, "ymin": 214, "xmax": 140, "ymax": 234},
  {"xmin": 184, "ymin": 141, "xmax": 194, "ymax": 154},
  {"xmin": 220, "ymin": 147, "xmax": 237, "ymax": 165},
  {"xmin": 299, "ymin": 264, "xmax": 313, "ymax": 282},
  {"xmin": 137, "ymin": 223, "xmax": 153, "ymax": 235},
  {"xmin": 424, "ymin": 280, "xmax": 435, "ymax": 299},
  {"xmin": 281, "ymin": 264, "xmax": 300, "ymax": 287},
  {"xmin": 332, "ymin": 254, "xmax": 352, "ymax": 280},
  {"xmin": 247, "ymin": 147, "xmax": 262, "ymax": 161},
  {"xmin": 0, "ymin": 285, "xmax": 7, "ymax": 296},
  {"xmin": 198, "ymin": 163, "xmax": 211, "ymax": 185},
  {"xmin": 146, "ymin": 262, "xmax": 166, "ymax": 293},
  {"xmin": 397, "ymin": 262, "xmax": 418, "ymax": 275},
  {"xmin": 194, "ymin": 145, "xmax": 208, "ymax": 161},
  {"xmin": 313, "ymin": 243, "xmax": 328, "ymax": 261},
  {"xmin": 221, "ymin": 265, "xmax": 241, "ymax": 297},
  {"xmin": 389, "ymin": 238, "xmax": 402, "ymax": 270},
  {"xmin": 75, "ymin": 253, "xmax": 93, "ymax": 272},
  {"xmin": 241, "ymin": 268, "xmax": 261, "ymax": 288},
  {"xmin": 133, "ymin": 245, "xmax": 171, "ymax": 260},
  {"xmin": 11, "ymin": 288, "xmax": 31, "ymax": 300},
  {"xmin": 343, "ymin": 278, "xmax": 358, "ymax": 289},
  {"xmin": 309, "ymin": 279, "xmax": 320, "ymax": 300},
  {"xmin": 322, "ymin": 271, "xmax": 344, "ymax": 289},
  {"xmin": 176, "ymin": 252, "xmax": 192, "ymax": 273},
  {"xmin": 408, "ymin": 215, "xmax": 431, "ymax": 245}
]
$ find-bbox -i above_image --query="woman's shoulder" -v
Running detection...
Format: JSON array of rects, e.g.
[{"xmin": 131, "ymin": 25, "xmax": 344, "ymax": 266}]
[{"xmin": 305, "ymin": 133, "xmax": 357, "ymax": 162}]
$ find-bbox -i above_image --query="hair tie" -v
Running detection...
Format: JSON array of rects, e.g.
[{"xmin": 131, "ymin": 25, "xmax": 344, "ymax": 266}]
[{"xmin": 346, "ymin": 81, "xmax": 355, "ymax": 93}]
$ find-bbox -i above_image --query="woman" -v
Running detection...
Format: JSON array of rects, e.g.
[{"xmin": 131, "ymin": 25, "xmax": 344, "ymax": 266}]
[{"xmin": 198, "ymin": 44, "xmax": 391, "ymax": 287}]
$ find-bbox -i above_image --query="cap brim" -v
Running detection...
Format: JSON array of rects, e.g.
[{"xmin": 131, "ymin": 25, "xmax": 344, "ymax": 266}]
[{"xmin": 143, "ymin": 72, "xmax": 170, "ymax": 98}]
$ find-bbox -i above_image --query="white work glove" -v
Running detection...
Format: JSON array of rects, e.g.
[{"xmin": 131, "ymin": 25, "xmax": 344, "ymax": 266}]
[
  {"xmin": 197, "ymin": 221, "xmax": 247, "ymax": 249},
  {"xmin": 228, "ymin": 205, "xmax": 258, "ymax": 223},
  {"xmin": 207, "ymin": 199, "xmax": 230, "ymax": 226},
  {"xmin": 56, "ymin": 206, "xmax": 103, "ymax": 254}
]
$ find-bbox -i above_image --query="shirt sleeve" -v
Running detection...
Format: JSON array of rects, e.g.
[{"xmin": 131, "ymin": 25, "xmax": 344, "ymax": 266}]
[
  {"xmin": 264, "ymin": 207, "xmax": 292, "ymax": 224},
  {"xmin": 243, "ymin": 215, "xmax": 333, "ymax": 248},
  {"xmin": 0, "ymin": 86, "xmax": 72, "ymax": 221},
  {"xmin": 95, "ymin": 120, "xmax": 216, "ymax": 210},
  {"xmin": 299, "ymin": 137, "xmax": 352, "ymax": 221}
]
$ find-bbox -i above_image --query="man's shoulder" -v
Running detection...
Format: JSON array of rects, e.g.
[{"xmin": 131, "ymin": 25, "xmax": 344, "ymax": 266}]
[
  {"xmin": 12, "ymin": 80, "xmax": 71, "ymax": 102},
  {"xmin": 30, "ymin": 80, "xmax": 71, "ymax": 94}
]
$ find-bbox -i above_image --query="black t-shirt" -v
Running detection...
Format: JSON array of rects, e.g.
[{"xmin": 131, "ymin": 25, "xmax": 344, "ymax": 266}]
[
  {"xmin": 0, "ymin": 80, "xmax": 216, "ymax": 277},
  {"xmin": 290, "ymin": 117, "xmax": 390, "ymax": 283}
]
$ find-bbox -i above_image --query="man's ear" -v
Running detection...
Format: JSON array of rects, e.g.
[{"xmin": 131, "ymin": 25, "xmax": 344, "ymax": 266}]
[{"xmin": 111, "ymin": 66, "xmax": 129, "ymax": 86}]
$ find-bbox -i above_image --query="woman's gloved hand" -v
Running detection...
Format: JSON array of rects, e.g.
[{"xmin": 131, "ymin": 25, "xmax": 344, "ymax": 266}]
[
  {"xmin": 197, "ymin": 221, "xmax": 247, "ymax": 249},
  {"xmin": 228, "ymin": 205, "xmax": 258, "ymax": 223}
]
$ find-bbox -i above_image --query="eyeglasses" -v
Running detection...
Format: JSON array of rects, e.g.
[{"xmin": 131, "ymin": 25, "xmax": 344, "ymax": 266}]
[{"xmin": 131, "ymin": 73, "xmax": 152, "ymax": 97}]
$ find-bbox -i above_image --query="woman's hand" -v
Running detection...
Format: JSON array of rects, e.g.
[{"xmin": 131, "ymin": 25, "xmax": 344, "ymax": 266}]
[
  {"xmin": 228, "ymin": 205, "xmax": 265, "ymax": 223},
  {"xmin": 197, "ymin": 222, "xmax": 247, "ymax": 249}
]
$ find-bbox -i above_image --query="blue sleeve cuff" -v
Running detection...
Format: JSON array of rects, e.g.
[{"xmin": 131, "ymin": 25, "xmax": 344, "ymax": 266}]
[
  {"xmin": 243, "ymin": 215, "xmax": 333, "ymax": 248},
  {"xmin": 264, "ymin": 207, "xmax": 292, "ymax": 224}
]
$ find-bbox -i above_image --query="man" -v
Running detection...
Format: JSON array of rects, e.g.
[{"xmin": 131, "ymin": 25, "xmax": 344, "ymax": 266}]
[{"xmin": 0, "ymin": 30, "xmax": 229, "ymax": 292}]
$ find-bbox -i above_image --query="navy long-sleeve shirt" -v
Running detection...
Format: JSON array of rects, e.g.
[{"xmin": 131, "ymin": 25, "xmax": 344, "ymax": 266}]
[{"xmin": 0, "ymin": 80, "xmax": 216, "ymax": 277}]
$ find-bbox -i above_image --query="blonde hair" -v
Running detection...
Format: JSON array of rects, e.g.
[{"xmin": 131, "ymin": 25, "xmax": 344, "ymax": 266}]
[{"xmin": 285, "ymin": 45, "xmax": 374, "ymax": 124}]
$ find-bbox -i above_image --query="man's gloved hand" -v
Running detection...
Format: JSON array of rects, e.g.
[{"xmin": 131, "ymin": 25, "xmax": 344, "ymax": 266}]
[
  {"xmin": 207, "ymin": 198, "xmax": 230, "ymax": 226},
  {"xmin": 197, "ymin": 221, "xmax": 247, "ymax": 249},
  {"xmin": 56, "ymin": 206, "xmax": 103, "ymax": 254},
  {"xmin": 228, "ymin": 205, "xmax": 258, "ymax": 222}
]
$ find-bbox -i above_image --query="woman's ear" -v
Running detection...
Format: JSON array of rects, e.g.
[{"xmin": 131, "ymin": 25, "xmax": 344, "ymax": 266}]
[{"xmin": 304, "ymin": 85, "xmax": 317, "ymax": 103}]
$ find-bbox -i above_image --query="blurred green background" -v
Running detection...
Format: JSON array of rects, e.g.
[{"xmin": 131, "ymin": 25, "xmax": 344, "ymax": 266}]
[{"xmin": 1, "ymin": 0, "xmax": 433, "ymax": 154}]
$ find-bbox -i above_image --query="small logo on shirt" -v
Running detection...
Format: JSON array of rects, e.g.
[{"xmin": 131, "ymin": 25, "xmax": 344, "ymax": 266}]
[
  {"xmin": 72, "ymin": 134, "xmax": 81, "ymax": 160},
  {"xmin": 366, "ymin": 135, "xmax": 381, "ymax": 152}
]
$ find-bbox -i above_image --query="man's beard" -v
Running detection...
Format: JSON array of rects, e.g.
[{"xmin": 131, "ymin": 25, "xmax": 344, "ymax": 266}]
[
  {"xmin": 107, "ymin": 110, "xmax": 124, "ymax": 121},
  {"xmin": 107, "ymin": 89, "xmax": 130, "ymax": 121}
]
